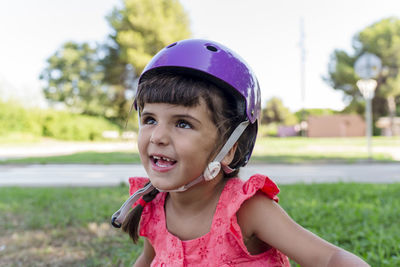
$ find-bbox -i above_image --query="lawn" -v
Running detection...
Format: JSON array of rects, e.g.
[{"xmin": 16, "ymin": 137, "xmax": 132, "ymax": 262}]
[
  {"xmin": 0, "ymin": 183, "xmax": 399, "ymax": 266},
  {"xmin": 1, "ymin": 136, "xmax": 399, "ymax": 164},
  {"xmin": 250, "ymin": 136, "xmax": 399, "ymax": 163},
  {"xmin": 1, "ymin": 151, "xmax": 142, "ymax": 165}
]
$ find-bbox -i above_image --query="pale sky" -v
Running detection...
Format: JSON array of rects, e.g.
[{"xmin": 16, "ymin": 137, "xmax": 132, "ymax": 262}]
[{"xmin": 0, "ymin": 0, "xmax": 399, "ymax": 111}]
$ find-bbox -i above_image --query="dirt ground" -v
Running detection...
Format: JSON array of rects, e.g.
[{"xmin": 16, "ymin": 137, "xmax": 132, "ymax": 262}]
[{"xmin": 0, "ymin": 223, "xmax": 127, "ymax": 267}]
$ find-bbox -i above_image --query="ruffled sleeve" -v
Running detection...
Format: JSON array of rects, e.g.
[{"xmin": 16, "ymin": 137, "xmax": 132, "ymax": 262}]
[
  {"xmin": 128, "ymin": 177, "xmax": 149, "ymax": 195},
  {"xmin": 257, "ymin": 174, "xmax": 280, "ymax": 202},
  {"xmin": 128, "ymin": 177, "xmax": 150, "ymax": 207},
  {"xmin": 242, "ymin": 174, "xmax": 280, "ymax": 202},
  {"xmin": 218, "ymin": 174, "xmax": 281, "ymax": 228}
]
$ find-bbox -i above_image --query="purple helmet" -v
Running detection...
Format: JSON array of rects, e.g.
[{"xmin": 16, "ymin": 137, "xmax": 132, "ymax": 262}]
[
  {"xmin": 138, "ymin": 39, "xmax": 261, "ymax": 166},
  {"xmin": 139, "ymin": 39, "xmax": 261, "ymax": 124}
]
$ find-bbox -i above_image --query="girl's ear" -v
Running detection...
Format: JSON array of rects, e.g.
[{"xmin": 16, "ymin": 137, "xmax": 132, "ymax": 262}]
[{"xmin": 221, "ymin": 142, "xmax": 238, "ymax": 166}]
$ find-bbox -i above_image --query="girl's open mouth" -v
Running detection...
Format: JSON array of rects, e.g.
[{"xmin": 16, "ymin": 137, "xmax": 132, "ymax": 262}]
[{"xmin": 150, "ymin": 155, "xmax": 177, "ymax": 171}]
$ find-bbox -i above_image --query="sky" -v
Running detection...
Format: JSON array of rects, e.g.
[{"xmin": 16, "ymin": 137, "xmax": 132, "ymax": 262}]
[{"xmin": 0, "ymin": 0, "xmax": 399, "ymax": 111}]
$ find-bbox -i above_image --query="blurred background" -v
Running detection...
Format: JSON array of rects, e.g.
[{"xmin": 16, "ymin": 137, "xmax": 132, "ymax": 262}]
[
  {"xmin": 1, "ymin": 0, "xmax": 400, "ymax": 266},
  {"xmin": 1, "ymin": 0, "xmax": 400, "ymax": 145}
]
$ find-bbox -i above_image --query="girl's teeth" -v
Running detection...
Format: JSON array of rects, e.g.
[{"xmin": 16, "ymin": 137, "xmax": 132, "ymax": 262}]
[
  {"xmin": 153, "ymin": 156, "xmax": 173, "ymax": 161},
  {"xmin": 152, "ymin": 155, "xmax": 176, "ymax": 168}
]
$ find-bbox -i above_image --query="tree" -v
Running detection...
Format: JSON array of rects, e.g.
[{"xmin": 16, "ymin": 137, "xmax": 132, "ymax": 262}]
[
  {"xmin": 40, "ymin": 42, "xmax": 115, "ymax": 117},
  {"xmin": 103, "ymin": 0, "xmax": 191, "ymax": 125},
  {"xmin": 261, "ymin": 97, "xmax": 298, "ymax": 125},
  {"xmin": 106, "ymin": 0, "xmax": 191, "ymax": 75},
  {"xmin": 40, "ymin": 0, "xmax": 191, "ymax": 127},
  {"xmin": 326, "ymin": 17, "xmax": 400, "ymax": 135}
]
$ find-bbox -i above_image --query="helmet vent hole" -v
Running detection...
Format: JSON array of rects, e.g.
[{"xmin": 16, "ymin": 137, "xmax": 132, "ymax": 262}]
[
  {"xmin": 167, "ymin": 42, "xmax": 177, "ymax": 48},
  {"xmin": 206, "ymin": 45, "xmax": 218, "ymax": 52}
]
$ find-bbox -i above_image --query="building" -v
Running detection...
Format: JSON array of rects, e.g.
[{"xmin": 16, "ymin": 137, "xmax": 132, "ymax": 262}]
[
  {"xmin": 376, "ymin": 117, "xmax": 400, "ymax": 136},
  {"xmin": 307, "ymin": 114, "xmax": 365, "ymax": 137}
]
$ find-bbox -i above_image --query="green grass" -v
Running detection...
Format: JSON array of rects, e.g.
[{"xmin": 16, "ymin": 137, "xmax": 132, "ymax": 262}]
[
  {"xmin": 1, "ymin": 151, "xmax": 142, "ymax": 165},
  {"xmin": 2, "ymin": 136, "xmax": 399, "ymax": 164},
  {"xmin": 249, "ymin": 136, "xmax": 399, "ymax": 163},
  {"xmin": 4, "ymin": 150, "xmax": 392, "ymax": 165},
  {"xmin": 279, "ymin": 183, "xmax": 400, "ymax": 266},
  {"xmin": 250, "ymin": 153, "xmax": 393, "ymax": 164},
  {"xmin": 264, "ymin": 136, "xmax": 400, "ymax": 146},
  {"xmin": 0, "ymin": 184, "xmax": 141, "ymax": 266},
  {"xmin": 0, "ymin": 183, "xmax": 399, "ymax": 266}
]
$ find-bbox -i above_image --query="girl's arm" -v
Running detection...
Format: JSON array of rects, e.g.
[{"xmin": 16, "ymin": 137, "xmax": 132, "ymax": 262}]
[
  {"xmin": 237, "ymin": 192, "xmax": 369, "ymax": 267},
  {"xmin": 133, "ymin": 238, "xmax": 155, "ymax": 267}
]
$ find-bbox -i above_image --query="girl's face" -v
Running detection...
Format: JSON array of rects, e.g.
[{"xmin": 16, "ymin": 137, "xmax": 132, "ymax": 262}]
[{"xmin": 138, "ymin": 100, "xmax": 219, "ymax": 191}]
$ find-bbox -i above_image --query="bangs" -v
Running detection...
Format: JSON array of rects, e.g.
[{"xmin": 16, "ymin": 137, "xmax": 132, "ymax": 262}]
[{"xmin": 136, "ymin": 73, "xmax": 209, "ymax": 110}]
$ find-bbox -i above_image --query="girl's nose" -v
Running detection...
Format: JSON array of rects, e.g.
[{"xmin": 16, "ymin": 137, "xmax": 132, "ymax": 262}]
[{"xmin": 150, "ymin": 125, "xmax": 170, "ymax": 145}]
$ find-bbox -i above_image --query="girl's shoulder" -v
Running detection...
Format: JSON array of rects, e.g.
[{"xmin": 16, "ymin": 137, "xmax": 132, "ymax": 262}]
[
  {"xmin": 233, "ymin": 175, "xmax": 284, "ymax": 251},
  {"xmin": 128, "ymin": 176, "xmax": 166, "ymax": 206},
  {"xmin": 225, "ymin": 174, "xmax": 280, "ymax": 203},
  {"xmin": 218, "ymin": 174, "xmax": 280, "ymax": 220}
]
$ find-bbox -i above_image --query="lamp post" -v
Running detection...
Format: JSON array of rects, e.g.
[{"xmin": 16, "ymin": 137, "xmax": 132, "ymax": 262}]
[
  {"xmin": 354, "ymin": 53, "xmax": 382, "ymax": 160},
  {"xmin": 356, "ymin": 79, "xmax": 377, "ymax": 159}
]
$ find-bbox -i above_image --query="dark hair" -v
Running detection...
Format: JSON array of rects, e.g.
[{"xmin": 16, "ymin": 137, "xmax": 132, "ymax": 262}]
[
  {"xmin": 123, "ymin": 72, "xmax": 257, "ymax": 243},
  {"xmin": 122, "ymin": 184, "xmax": 159, "ymax": 243}
]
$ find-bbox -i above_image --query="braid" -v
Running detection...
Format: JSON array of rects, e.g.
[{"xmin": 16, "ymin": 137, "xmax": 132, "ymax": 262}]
[{"xmin": 122, "ymin": 184, "xmax": 159, "ymax": 243}]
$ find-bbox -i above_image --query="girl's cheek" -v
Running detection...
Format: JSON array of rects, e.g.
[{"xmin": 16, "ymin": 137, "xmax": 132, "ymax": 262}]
[{"xmin": 137, "ymin": 131, "xmax": 147, "ymax": 150}]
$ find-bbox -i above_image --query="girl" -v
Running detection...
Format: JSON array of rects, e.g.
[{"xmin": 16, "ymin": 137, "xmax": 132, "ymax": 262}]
[{"xmin": 112, "ymin": 39, "xmax": 369, "ymax": 266}]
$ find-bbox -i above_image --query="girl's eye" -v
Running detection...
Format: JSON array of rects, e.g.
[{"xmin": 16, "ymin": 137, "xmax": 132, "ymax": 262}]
[
  {"xmin": 176, "ymin": 120, "xmax": 192, "ymax": 129},
  {"xmin": 142, "ymin": 116, "xmax": 156, "ymax": 125}
]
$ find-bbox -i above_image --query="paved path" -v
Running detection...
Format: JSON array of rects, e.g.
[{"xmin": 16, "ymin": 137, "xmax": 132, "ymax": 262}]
[
  {"xmin": 0, "ymin": 163, "xmax": 399, "ymax": 187},
  {"xmin": 0, "ymin": 141, "xmax": 136, "ymax": 160}
]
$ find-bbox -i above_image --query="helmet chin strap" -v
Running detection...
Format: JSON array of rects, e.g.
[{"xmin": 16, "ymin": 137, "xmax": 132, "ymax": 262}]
[
  {"xmin": 111, "ymin": 120, "xmax": 249, "ymax": 228},
  {"xmin": 111, "ymin": 182, "xmax": 154, "ymax": 228}
]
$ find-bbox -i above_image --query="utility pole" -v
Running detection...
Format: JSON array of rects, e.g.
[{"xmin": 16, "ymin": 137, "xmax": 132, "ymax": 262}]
[{"xmin": 299, "ymin": 18, "xmax": 306, "ymax": 136}]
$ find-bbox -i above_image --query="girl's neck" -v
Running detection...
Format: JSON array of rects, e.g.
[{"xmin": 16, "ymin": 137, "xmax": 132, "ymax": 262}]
[
  {"xmin": 164, "ymin": 174, "xmax": 227, "ymax": 240},
  {"xmin": 167, "ymin": 174, "xmax": 226, "ymax": 215}
]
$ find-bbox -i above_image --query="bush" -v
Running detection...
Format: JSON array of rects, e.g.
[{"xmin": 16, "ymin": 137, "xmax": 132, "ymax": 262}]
[
  {"xmin": 0, "ymin": 101, "xmax": 120, "ymax": 141},
  {"xmin": 258, "ymin": 123, "xmax": 279, "ymax": 137},
  {"xmin": 0, "ymin": 101, "xmax": 42, "ymax": 135},
  {"xmin": 40, "ymin": 111, "xmax": 119, "ymax": 140}
]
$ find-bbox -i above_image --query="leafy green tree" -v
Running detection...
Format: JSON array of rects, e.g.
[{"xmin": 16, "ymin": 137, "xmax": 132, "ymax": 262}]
[
  {"xmin": 40, "ymin": 42, "xmax": 115, "ymax": 117},
  {"xmin": 103, "ymin": 0, "xmax": 192, "ymax": 126},
  {"xmin": 261, "ymin": 97, "xmax": 298, "ymax": 125},
  {"xmin": 40, "ymin": 0, "xmax": 191, "ymax": 128},
  {"xmin": 106, "ymin": 0, "xmax": 191, "ymax": 75},
  {"xmin": 326, "ymin": 17, "xmax": 400, "ymax": 134}
]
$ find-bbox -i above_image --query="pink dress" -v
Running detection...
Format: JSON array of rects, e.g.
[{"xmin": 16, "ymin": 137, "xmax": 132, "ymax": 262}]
[{"xmin": 129, "ymin": 174, "xmax": 290, "ymax": 266}]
